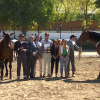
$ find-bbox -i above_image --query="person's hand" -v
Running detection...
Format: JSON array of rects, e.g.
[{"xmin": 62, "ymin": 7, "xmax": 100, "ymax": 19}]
[
  {"xmin": 19, "ymin": 46, "xmax": 23, "ymax": 50},
  {"xmin": 33, "ymin": 53, "xmax": 36, "ymax": 56},
  {"xmin": 21, "ymin": 49, "xmax": 25, "ymax": 52},
  {"xmin": 63, "ymin": 58, "xmax": 66, "ymax": 62},
  {"xmin": 54, "ymin": 56, "xmax": 56, "ymax": 59},
  {"xmin": 38, "ymin": 55, "xmax": 40, "ymax": 59},
  {"xmin": 79, "ymin": 47, "xmax": 82, "ymax": 52},
  {"xmin": 44, "ymin": 48, "xmax": 47, "ymax": 51}
]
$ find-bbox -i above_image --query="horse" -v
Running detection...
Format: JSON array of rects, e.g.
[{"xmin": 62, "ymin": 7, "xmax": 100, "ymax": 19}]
[
  {"xmin": 0, "ymin": 31, "xmax": 14, "ymax": 80},
  {"xmin": 77, "ymin": 30, "xmax": 100, "ymax": 79}
]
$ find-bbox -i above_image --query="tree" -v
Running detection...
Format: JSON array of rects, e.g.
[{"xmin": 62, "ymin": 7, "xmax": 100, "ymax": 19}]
[
  {"xmin": 77, "ymin": 0, "xmax": 96, "ymax": 29},
  {"xmin": 0, "ymin": 0, "xmax": 55, "ymax": 35}
]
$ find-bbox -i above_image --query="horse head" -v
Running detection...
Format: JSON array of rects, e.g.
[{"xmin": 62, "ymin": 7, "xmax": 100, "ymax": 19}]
[
  {"xmin": 3, "ymin": 31, "xmax": 14, "ymax": 46},
  {"xmin": 77, "ymin": 30, "xmax": 89, "ymax": 46}
]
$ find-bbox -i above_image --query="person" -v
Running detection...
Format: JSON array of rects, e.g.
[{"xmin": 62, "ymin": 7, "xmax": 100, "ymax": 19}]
[
  {"xmin": 41, "ymin": 33, "xmax": 52, "ymax": 77},
  {"xmin": 34, "ymin": 34, "xmax": 37, "ymax": 41},
  {"xmin": 40, "ymin": 36, "xmax": 42, "ymax": 42},
  {"xmin": 51, "ymin": 39, "xmax": 59, "ymax": 77},
  {"xmin": 26, "ymin": 36, "xmax": 38, "ymax": 78},
  {"xmin": 14, "ymin": 34, "xmax": 27, "ymax": 79},
  {"xmin": 59, "ymin": 39, "xmax": 70, "ymax": 78},
  {"xmin": 34, "ymin": 36, "xmax": 43, "ymax": 78},
  {"xmin": 67, "ymin": 34, "xmax": 81, "ymax": 77}
]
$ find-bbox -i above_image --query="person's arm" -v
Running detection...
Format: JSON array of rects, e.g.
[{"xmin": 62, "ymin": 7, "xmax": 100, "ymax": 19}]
[
  {"xmin": 51, "ymin": 46, "xmax": 54, "ymax": 57},
  {"xmin": 14, "ymin": 42, "xmax": 18, "ymax": 51},
  {"xmin": 65, "ymin": 47, "xmax": 70, "ymax": 59},
  {"xmin": 59, "ymin": 46, "xmax": 64, "ymax": 59},
  {"xmin": 74, "ymin": 41, "xmax": 79, "ymax": 50}
]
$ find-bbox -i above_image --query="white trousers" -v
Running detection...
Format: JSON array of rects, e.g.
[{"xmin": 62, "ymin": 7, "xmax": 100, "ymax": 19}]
[{"xmin": 43, "ymin": 53, "xmax": 51, "ymax": 75}]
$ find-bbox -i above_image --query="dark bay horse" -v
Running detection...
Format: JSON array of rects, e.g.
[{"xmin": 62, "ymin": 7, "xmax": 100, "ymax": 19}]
[
  {"xmin": 77, "ymin": 30, "xmax": 100, "ymax": 79},
  {"xmin": 0, "ymin": 32, "xmax": 14, "ymax": 80}
]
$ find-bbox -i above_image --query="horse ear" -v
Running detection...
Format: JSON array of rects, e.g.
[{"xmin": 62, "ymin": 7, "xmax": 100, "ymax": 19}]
[
  {"xmin": 3, "ymin": 31, "xmax": 6, "ymax": 35},
  {"xmin": 10, "ymin": 33, "xmax": 14, "ymax": 36}
]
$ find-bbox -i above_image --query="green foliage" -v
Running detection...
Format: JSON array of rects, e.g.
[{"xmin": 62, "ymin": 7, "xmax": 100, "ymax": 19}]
[
  {"xmin": 0, "ymin": 0, "xmax": 55, "ymax": 30},
  {"xmin": 82, "ymin": 41, "xmax": 96, "ymax": 49},
  {"xmin": 95, "ymin": 0, "xmax": 100, "ymax": 8}
]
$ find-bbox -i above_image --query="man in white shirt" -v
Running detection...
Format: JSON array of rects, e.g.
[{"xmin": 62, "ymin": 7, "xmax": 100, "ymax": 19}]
[{"xmin": 41, "ymin": 33, "xmax": 52, "ymax": 77}]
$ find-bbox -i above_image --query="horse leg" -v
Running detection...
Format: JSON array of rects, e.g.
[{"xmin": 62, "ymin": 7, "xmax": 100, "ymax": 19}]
[
  {"xmin": 5, "ymin": 59, "xmax": 8, "ymax": 77},
  {"xmin": 1, "ymin": 61, "xmax": 4, "ymax": 80},
  {"xmin": 9, "ymin": 61, "xmax": 12, "ymax": 79},
  {"xmin": 97, "ymin": 64, "xmax": 100, "ymax": 79}
]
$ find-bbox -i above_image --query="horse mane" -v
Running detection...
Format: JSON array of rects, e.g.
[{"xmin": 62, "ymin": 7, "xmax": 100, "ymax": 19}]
[{"xmin": 88, "ymin": 31, "xmax": 100, "ymax": 41}]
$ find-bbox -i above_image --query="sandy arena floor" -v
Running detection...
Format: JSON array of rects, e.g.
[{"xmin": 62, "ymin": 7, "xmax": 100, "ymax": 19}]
[{"xmin": 0, "ymin": 57, "xmax": 100, "ymax": 100}]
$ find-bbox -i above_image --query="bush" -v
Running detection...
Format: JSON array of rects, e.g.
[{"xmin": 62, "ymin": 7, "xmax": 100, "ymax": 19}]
[{"xmin": 81, "ymin": 41, "xmax": 96, "ymax": 49}]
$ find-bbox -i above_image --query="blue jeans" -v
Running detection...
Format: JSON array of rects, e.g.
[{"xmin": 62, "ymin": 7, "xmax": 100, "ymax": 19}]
[{"xmin": 60, "ymin": 56, "xmax": 69, "ymax": 76}]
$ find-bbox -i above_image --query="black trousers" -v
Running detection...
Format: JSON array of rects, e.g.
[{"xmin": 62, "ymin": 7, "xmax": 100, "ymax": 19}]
[
  {"xmin": 67, "ymin": 49, "xmax": 75, "ymax": 72},
  {"xmin": 27, "ymin": 57, "xmax": 36, "ymax": 77},
  {"xmin": 51, "ymin": 57, "xmax": 59, "ymax": 75},
  {"xmin": 17, "ymin": 53, "xmax": 27, "ymax": 77}
]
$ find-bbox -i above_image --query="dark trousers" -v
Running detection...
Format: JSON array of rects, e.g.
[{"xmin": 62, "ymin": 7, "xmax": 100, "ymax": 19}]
[
  {"xmin": 17, "ymin": 53, "xmax": 27, "ymax": 77},
  {"xmin": 51, "ymin": 57, "xmax": 59, "ymax": 75},
  {"xmin": 27, "ymin": 57, "xmax": 36, "ymax": 77},
  {"xmin": 67, "ymin": 49, "xmax": 75, "ymax": 72}
]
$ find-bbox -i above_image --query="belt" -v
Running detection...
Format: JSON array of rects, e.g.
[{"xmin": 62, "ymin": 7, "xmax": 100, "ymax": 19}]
[{"xmin": 62, "ymin": 55, "xmax": 67, "ymax": 56}]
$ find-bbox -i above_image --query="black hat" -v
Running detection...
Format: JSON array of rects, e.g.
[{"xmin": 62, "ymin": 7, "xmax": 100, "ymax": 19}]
[{"xmin": 18, "ymin": 34, "xmax": 25, "ymax": 37}]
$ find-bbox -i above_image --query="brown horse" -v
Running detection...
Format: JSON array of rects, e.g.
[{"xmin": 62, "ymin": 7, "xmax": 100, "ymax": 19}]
[
  {"xmin": 0, "ymin": 31, "xmax": 14, "ymax": 80},
  {"xmin": 77, "ymin": 30, "xmax": 100, "ymax": 79}
]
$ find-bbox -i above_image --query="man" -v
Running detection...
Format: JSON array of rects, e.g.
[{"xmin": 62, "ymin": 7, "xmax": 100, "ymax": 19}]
[
  {"xmin": 26, "ymin": 36, "xmax": 38, "ymax": 78},
  {"xmin": 34, "ymin": 36, "xmax": 43, "ymax": 77},
  {"xmin": 14, "ymin": 34, "xmax": 27, "ymax": 79},
  {"xmin": 67, "ymin": 34, "xmax": 81, "ymax": 77},
  {"xmin": 41, "ymin": 33, "xmax": 52, "ymax": 77}
]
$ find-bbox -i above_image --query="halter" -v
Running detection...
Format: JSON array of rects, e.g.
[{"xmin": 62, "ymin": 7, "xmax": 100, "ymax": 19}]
[{"xmin": 96, "ymin": 41, "xmax": 100, "ymax": 48}]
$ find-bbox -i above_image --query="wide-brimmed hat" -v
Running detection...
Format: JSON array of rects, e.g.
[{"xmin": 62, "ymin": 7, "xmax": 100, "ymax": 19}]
[{"xmin": 18, "ymin": 34, "xmax": 25, "ymax": 37}]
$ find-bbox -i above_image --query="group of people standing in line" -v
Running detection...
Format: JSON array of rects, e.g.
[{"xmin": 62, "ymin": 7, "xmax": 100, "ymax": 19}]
[{"xmin": 14, "ymin": 32, "xmax": 81, "ymax": 79}]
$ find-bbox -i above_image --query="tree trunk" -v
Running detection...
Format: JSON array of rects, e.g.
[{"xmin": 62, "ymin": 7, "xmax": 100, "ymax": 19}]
[
  {"xmin": 86, "ymin": 3, "xmax": 88, "ymax": 30},
  {"xmin": 20, "ymin": 26, "xmax": 27, "ymax": 36}
]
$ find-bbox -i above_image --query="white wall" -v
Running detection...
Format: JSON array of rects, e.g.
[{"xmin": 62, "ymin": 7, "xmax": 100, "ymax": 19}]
[{"xmin": 1, "ymin": 30, "xmax": 100, "ymax": 40}]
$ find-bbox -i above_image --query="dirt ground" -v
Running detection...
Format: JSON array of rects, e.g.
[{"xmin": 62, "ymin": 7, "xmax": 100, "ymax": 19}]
[{"xmin": 0, "ymin": 57, "xmax": 100, "ymax": 100}]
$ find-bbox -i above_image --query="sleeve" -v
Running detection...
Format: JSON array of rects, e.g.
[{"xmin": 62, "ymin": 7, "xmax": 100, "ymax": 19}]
[
  {"xmin": 40, "ymin": 44, "xmax": 44, "ymax": 55},
  {"xmin": 74, "ymin": 42, "xmax": 79, "ymax": 50},
  {"xmin": 14, "ymin": 42, "xmax": 18, "ymax": 51}
]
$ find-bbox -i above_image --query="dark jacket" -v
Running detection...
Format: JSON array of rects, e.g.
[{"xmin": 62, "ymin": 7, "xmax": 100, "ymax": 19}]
[
  {"xmin": 26, "ymin": 41, "xmax": 38, "ymax": 60},
  {"xmin": 51, "ymin": 45, "xmax": 59, "ymax": 57},
  {"xmin": 14, "ymin": 41, "xmax": 28, "ymax": 55}
]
